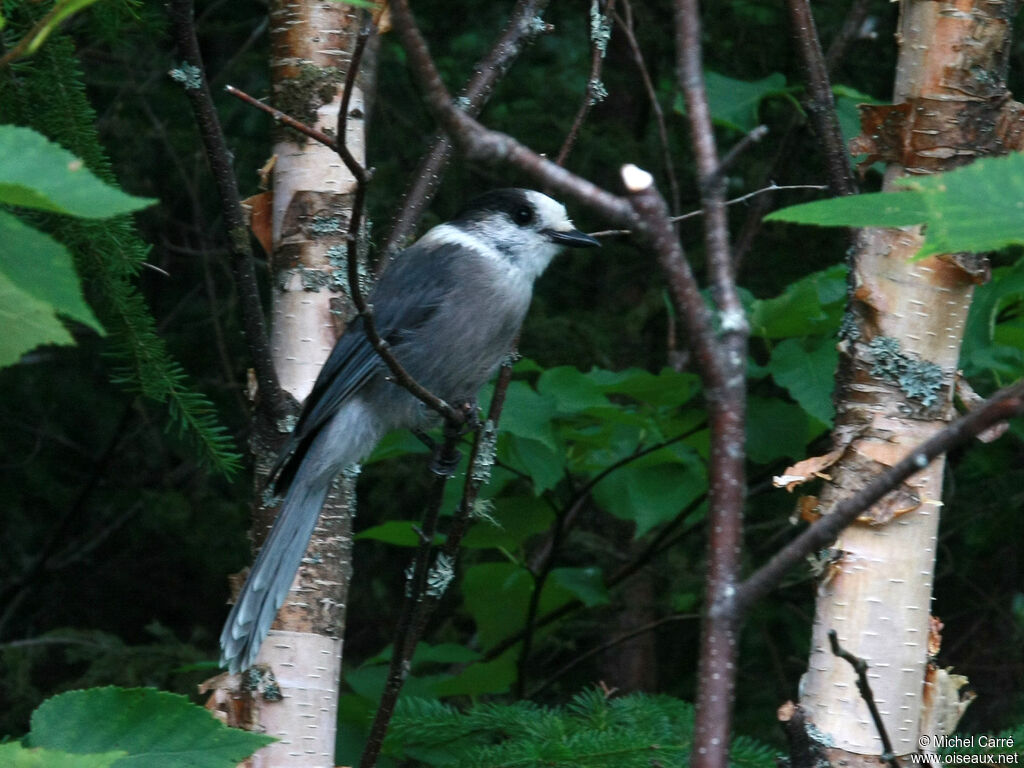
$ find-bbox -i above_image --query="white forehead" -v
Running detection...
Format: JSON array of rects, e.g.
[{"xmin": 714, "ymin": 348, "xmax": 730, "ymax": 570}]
[{"xmin": 523, "ymin": 190, "xmax": 572, "ymax": 228}]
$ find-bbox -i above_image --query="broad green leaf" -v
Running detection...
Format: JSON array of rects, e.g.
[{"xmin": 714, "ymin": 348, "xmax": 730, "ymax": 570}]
[
  {"xmin": 537, "ymin": 366, "xmax": 609, "ymax": 413},
  {"xmin": 746, "ymin": 397, "xmax": 809, "ymax": 463},
  {"xmin": 768, "ymin": 336, "xmax": 838, "ymax": 425},
  {"xmin": 0, "ymin": 125, "xmax": 154, "ymax": 217},
  {"xmin": 0, "ymin": 268, "xmax": 75, "ymax": 366},
  {"xmin": 766, "ymin": 190, "xmax": 930, "ymax": 229},
  {"xmin": 462, "ymin": 495, "xmax": 555, "ymax": 550},
  {"xmin": 590, "ymin": 446, "xmax": 706, "ymax": 536},
  {"xmin": 833, "ymin": 84, "xmax": 882, "ymax": 147},
  {"xmin": 0, "ymin": 743, "xmax": 125, "ymax": 768},
  {"xmin": 767, "ymin": 153, "xmax": 1024, "ymax": 259},
  {"xmin": 28, "ymin": 687, "xmax": 273, "ymax": 767},
  {"xmin": 412, "ymin": 642, "xmax": 481, "ymax": 666},
  {"xmin": 432, "ymin": 651, "xmax": 517, "ymax": 697},
  {"xmin": 462, "ymin": 563, "xmax": 578, "ymax": 650},
  {"xmin": 355, "ymin": 520, "xmax": 445, "ymax": 546},
  {"xmin": 549, "ymin": 567, "xmax": 608, "ymax": 607},
  {"xmin": 0, "ymin": 211, "xmax": 104, "ymax": 363},
  {"xmin": 961, "ymin": 258, "xmax": 1024, "ymax": 375},
  {"xmin": 703, "ymin": 71, "xmax": 789, "ymax": 132},
  {"xmin": 585, "ymin": 367, "xmax": 701, "ymax": 407},
  {"xmin": 499, "ymin": 380, "xmax": 558, "ymax": 449},
  {"xmin": 501, "ymin": 434, "xmax": 564, "ymax": 494}
]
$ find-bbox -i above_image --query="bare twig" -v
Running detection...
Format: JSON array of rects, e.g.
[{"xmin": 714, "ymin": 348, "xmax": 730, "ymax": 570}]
[
  {"xmin": 613, "ymin": 0, "xmax": 682, "ymax": 219},
  {"xmin": 828, "ymin": 630, "xmax": 901, "ymax": 768},
  {"xmin": 225, "ymin": 84, "xmax": 339, "ymax": 150},
  {"xmin": 786, "ymin": 0, "xmax": 857, "ymax": 196},
  {"xmin": 588, "ymin": 182, "xmax": 827, "ymax": 238},
  {"xmin": 708, "ymin": 124, "xmax": 769, "ymax": 189},
  {"xmin": 388, "ymin": 0, "xmax": 635, "ymax": 229},
  {"xmin": 167, "ymin": 0, "xmax": 282, "ymax": 423},
  {"xmin": 358, "ymin": 426, "xmax": 461, "ymax": 768},
  {"xmin": 381, "ymin": 0, "xmax": 553, "ymax": 256},
  {"xmin": 823, "ymin": 0, "xmax": 875, "ymax": 76},
  {"xmin": 554, "ymin": 0, "xmax": 616, "ymax": 167},
  {"xmin": 734, "ymin": 0, "xmax": 870, "ymax": 270}
]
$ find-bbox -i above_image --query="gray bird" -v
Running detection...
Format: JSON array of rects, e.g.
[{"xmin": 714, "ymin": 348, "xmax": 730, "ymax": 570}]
[{"xmin": 220, "ymin": 188, "xmax": 599, "ymax": 673}]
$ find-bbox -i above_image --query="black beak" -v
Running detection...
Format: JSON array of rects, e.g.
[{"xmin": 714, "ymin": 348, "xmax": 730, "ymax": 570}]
[{"xmin": 544, "ymin": 228, "xmax": 601, "ymax": 248}]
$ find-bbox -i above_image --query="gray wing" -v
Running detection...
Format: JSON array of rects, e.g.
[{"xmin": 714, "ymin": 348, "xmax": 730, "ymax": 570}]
[{"xmin": 269, "ymin": 242, "xmax": 453, "ymax": 493}]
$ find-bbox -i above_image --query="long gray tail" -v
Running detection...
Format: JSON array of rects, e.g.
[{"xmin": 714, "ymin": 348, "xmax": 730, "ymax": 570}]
[{"xmin": 219, "ymin": 468, "xmax": 333, "ymax": 674}]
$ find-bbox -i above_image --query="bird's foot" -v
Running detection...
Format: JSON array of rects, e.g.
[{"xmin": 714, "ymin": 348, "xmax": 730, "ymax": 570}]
[{"xmin": 413, "ymin": 428, "xmax": 463, "ymax": 477}]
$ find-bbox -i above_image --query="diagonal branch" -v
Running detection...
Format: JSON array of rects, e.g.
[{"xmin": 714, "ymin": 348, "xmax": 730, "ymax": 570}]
[
  {"xmin": 735, "ymin": 379, "xmax": 1024, "ymax": 615},
  {"xmin": 382, "ymin": 0, "xmax": 554, "ymax": 256},
  {"xmin": 166, "ymin": 0, "xmax": 283, "ymax": 424},
  {"xmin": 387, "ymin": 0, "xmax": 635, "ymax": 228}
]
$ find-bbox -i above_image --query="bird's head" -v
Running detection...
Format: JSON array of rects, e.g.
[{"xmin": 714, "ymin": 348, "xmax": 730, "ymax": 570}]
[{"xmin": 447, "ymin": 188, "xmax": 599, "ymax": 280}]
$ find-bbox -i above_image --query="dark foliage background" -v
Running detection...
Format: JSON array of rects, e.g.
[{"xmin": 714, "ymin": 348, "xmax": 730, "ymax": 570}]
[{"xmin": 1, "ymin": 0, "xmax": 1022, "ymax": 756}]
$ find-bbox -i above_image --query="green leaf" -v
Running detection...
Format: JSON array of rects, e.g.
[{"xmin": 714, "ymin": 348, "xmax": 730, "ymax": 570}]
[
  {"xmin": 27, "ymin": 687, "xmax": 274, "ymax": 767},
  {"xmin": 500, "ymin": 380, "xmax": 558, "ymax": 449},
  {"xmin": 0, "ymin": 211, "xmax": 104, "ymax": 365},
  {"xmin": 768, "ymin": 336, "xmax": 838, "ymax": 426},
  {"xmin": 0, "ymin": 743, "xmax": 125, "ymax": 768},
  {"xmin": 501, "ymin": 434, "xmax": 564, "ymax": 494},
  {"xmin": 590, "ymin": 446, "xmax": 706, "ymax": 536},
  {"xmin": 432, "ymin": 651, "xmax": 518, "ymax": 697},
  {"xmin": 537, "ymin": 366, "xmax": 609, "ymax": 413},
  {"xmin": 462, "ymin": 562, "xmax": 581, "ymax": 650},
  {"xmin": 961, "ymin": 257, "xmax": 1024, "ymax": 375},
  {"xmin": 585, "ymin": 367, "xmax": 701, "ymax": 407},
  {"xmin": 462, "ymin": 495, "xmax": 555, "ymax": 550},
  {"xmin": 748, "ymin": 265, "xmax": 847, "ymax": 339},
  {"xmin": 703, "ymin": 71, "xmax": 788, "ymax": 132},
  {"xmin": 0, "ymin": 125, "xmax": 154, "ymax": 217},
  {"xmin": 833, "ymin": 84, "xmax": 882, "ymax": 147},
  {"xmin": 767, "ymin": 153, "xmax": 1024, "ymax": 259},
  {"xmin": 766, "ymin": 190, "xmax": 930, "ymax": 228},
  {"xmin": 462, "ymin": 563, "xmax": 533, "ymax": 649},
  {"xmin": 549, "ymin": 567, "xmax": 608, "ymax": 607},
  {"xmin": 355, "ymin": 520, "xmax": 445, "ymax": 546}
]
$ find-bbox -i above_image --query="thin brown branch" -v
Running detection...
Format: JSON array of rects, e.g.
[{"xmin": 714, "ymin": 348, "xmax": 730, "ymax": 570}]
[
  {"xmin": 381, "ymin": 0, "xmax": 553, "ymax": 256},
  {"xmin": 528, "ymin": 613, "xmax": 698, "ymax": 698},
  {"xmin": 388, "ymin": 0, "xmax": 635, "ymax": 229},
  {"xmin": 735, "ymin": 379, "xmax": 1024, "ymax": 614},
  {"xmin": 360, "ymin": 358, "xmax": 519, "ymax": 768},
  {"xmin": 734, "ymin": 0, "xmax": 869, "ymax": 271},
  {"xmin": 673, "ymin": 2, "xmax": 746, "ymax": 767},
  {"xmin": 167, "ymin": 0, "xmax": 283, "ymax": 424},
  {"xmin": 224, "ymin": 84, "xmax": 339, "ymax": 149},
  {"xmin": 358, "ymin": 427, "xmax": 461, "ymax": 768},
  {"xmin": 828, "ymin": 630, "xmax": 901, "ymax": 768},
  {"xmin": 613, "ymin": 0, "xmax": 682, "ymax": 218},
  {"xmin": 786, "ymin": 0, "xmax": 857, "ymax": 196},
  {"xmin": 554, "ymin": 0, "xmax": 615, "ymax": 167},
  {"xmin": 823, "ymin": 0, "xmax": 874, "ymax": 77}
]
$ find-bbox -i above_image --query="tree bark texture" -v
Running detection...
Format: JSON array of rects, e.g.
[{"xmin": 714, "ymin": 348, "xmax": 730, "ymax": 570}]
[
  {"xmin": 797, "ymin": 1, "xmax": 1023, "ymax": 762},
  {"xmin": 218, "ymin": 3, "xmax": 370, "ymax": 766}
]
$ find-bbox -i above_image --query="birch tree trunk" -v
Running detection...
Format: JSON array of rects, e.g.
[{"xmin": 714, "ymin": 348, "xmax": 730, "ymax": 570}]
[
  {"xmin": 796, "ymin": 1, "xmax": 1023, "ymax": 764},
  {"xmin": 206, "ymin": 3, "xmax": 373, "ymax": 766}
]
